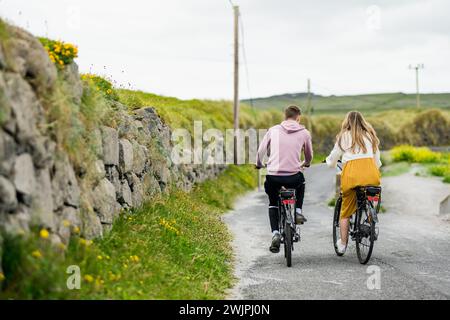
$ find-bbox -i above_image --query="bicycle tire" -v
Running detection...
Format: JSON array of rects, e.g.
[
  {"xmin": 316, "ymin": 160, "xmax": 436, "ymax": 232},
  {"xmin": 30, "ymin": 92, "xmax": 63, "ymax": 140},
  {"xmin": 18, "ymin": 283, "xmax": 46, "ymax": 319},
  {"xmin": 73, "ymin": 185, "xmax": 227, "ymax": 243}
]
[
  {"xmin": 355, "ymin": 204, "xmax": 375, "ymax": 264},
  {"xmin": 333, "ymin": 196, "xmax": 344, "ymax": 256},
  {"xmin": 284, "ymin": 220, "xmax": 292, "ymax": 267}
]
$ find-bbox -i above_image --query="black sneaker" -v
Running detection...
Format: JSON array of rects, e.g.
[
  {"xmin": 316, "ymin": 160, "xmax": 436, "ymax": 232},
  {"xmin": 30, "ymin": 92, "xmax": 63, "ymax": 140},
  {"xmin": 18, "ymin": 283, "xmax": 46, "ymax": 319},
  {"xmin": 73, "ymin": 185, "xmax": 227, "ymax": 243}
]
[
  {"xmin": 296, "ymin": 213, "xmax": 307, "ymax": 224},
  {"xmin": 269, "ymin": 233, "xmax": 281, "ymax": 253}
]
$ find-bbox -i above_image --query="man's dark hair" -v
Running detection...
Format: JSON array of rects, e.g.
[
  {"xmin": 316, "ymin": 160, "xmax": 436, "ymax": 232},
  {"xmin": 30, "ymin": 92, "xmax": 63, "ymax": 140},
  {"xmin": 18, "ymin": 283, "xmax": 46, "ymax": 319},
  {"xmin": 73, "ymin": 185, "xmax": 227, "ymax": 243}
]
[{"xmin": 285, "ymin": 105, "xmax": 302, "ymax": 119}]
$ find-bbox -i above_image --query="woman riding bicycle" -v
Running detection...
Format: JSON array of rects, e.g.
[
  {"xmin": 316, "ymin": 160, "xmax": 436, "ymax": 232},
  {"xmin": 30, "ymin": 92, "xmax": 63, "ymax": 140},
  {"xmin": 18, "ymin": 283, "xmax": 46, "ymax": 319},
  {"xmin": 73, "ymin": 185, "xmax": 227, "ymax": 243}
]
[{"xmin": 325, "ymin": 111, "xmax": 381, "ymax": 254}]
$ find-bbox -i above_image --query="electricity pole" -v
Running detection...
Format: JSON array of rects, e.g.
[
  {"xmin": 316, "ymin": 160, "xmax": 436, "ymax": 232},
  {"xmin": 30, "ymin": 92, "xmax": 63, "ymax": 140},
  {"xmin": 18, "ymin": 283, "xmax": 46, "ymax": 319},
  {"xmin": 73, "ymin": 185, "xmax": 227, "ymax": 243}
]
[
  {"xmin": 409, "ymin": 64, "xmax": 424, "ymax": 109},
  {"xmin": 233, "ymin": 5, "xmax": 240, "ymax": 164}
]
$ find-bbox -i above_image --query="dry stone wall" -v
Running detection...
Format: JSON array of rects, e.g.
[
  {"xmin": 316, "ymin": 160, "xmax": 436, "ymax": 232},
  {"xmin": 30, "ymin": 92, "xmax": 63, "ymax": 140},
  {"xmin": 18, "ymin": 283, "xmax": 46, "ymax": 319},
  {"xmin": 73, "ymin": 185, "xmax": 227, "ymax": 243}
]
[{"xmin": 0, "ymin": 24, "xmax": 225, "ymax": 262}]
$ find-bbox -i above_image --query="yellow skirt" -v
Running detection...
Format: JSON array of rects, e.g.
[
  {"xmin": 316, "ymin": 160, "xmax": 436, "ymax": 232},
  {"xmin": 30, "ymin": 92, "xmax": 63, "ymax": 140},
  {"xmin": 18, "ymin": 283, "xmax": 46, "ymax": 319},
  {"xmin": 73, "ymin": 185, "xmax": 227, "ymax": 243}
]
[{"xmin": 340, "ymin": 158, "xmax": 381, "ymax": 219}]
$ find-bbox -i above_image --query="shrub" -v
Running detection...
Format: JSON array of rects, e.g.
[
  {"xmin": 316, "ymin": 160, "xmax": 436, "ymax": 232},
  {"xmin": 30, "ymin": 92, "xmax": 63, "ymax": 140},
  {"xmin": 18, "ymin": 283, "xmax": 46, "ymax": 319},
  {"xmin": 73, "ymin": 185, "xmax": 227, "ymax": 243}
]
[
  {"xmin": 310, "ymin": 115, "xmax": 342, "ymax": 154},
  {"xmin": 39, "ymin": 38, "xmax": 78, "ymax": 68},
  {"xmin": 429, "ymin": 165, "xmax": 449, "ymax": 177},
  {"xmin": 397, "ymin": 109, "xmax": 450, "ymax": 146},
  {"xmin": 369, "ymin": 118, "xmax": 397, "ymax": 149},
  {"xmin": 81, "ymin": 74, "xmax": 119, "ymax": 101},
  {"xmin": 391, "ymin": 145, "xmax": 441, "ymax": 163}
]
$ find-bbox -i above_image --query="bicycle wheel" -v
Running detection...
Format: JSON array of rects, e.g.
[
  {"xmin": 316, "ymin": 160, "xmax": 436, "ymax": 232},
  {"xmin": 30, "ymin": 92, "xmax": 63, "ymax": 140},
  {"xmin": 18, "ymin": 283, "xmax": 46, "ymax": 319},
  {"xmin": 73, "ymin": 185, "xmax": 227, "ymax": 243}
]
[
  {"xmin": 355, "ymin": 203, "xmax": 375, "ymax": 264},
  {"xmin": 333, "ymin": 196, "xmax": 344, "ymax": 256},
  {"xmin": 284, "ymin": 220, "xmax": 292, "ymax": 267}
]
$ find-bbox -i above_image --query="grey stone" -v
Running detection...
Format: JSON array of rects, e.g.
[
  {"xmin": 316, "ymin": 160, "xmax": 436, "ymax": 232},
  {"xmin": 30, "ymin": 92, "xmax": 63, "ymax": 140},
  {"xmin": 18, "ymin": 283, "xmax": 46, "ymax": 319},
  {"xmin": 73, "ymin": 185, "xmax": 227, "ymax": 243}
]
[
  {"xmin": 142, "ymin": 172, "xmax": 161, "ymax": 195},
  {"xmin": 93, "ymin": 178, "xmax": 121, "ymax": 224},
  {"xmin": 31, "ymin": 168, "xmax": 55, "ymax": 229},
  {"xmin": 0, "ymin": 130, "xmax": 16, "ymax": 176},
  {"xmin": 0, "ymin": 175, "xmax": 18, "ymax": 212},
  {"xmin": 5, "ymin": 25, "xmax": 57, "ymax": 94},
  {"xmin": 101, "ymin": 126, "xmax": 119, "ymax": 166},
  {"xmin": 154, "ymin": 162, "xmax": 171, "ymax": 185},
  {"xmin": 118, "ymin": 181, "xmax": 133, "ymax": 208},
  {"xmin": 0, "ymin": 74, "xmax": 12, "ymax": 131},
  {"xmin": 57, "ymin": 206, "xmax": 81, "ymax": 244},
  {"xmin": 81, "ymin": 209, "xmax": 103, "ymax": 240},
  {"xmin": 13, "ymin": 153, "xmax": 36, "ymax": 200},
  {"xmin": 105, "ymin": 165, "xmax": 120, "ymax": 194},
  {"xmin": 117, "ymin": 115, "xmax": 139, "ymax": 139},
  {"xmin": 51, "ymin": 154, "xmax": 80, "ymax": 209},
  {"xmin": 129, "ymin": 173, "xmax": 144, "ymax": 207},
  {"xmin": 93, "ymin": 159, "xmax": 106, "ymax": 180},
  {"xmin": 0, "ymin": 205, "xmax": 31, "ymax": 235},
  {"xmin": 132, "ymin": 141, "xmax": 147, "ymax": 175},
  {"xmin": 28, "ymin": 135, "xmax": 53, "ymax": 169},
  {"xmin": 3, "ymin": 73, "xmax": 40, "ymax": 142},
  {"xmin": 119, "ymin": 138, "xmax": 134, "ymax": 174}
]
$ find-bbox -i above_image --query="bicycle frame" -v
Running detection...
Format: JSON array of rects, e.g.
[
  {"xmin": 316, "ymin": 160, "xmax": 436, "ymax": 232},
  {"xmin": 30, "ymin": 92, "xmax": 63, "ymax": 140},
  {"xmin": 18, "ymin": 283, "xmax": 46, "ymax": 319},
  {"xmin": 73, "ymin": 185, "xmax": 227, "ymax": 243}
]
[{"xmin": 278, "ymin": 190, "xmax": 298, "ymax": 244}]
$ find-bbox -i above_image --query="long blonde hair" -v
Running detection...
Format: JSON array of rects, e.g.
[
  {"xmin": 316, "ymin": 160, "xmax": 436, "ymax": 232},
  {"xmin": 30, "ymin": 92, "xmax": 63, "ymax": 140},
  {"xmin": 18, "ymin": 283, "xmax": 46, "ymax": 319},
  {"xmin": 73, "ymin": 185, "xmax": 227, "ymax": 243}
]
[{"xmin": 337, "ymin": 111, "xmax": 380, "ymax": 153}]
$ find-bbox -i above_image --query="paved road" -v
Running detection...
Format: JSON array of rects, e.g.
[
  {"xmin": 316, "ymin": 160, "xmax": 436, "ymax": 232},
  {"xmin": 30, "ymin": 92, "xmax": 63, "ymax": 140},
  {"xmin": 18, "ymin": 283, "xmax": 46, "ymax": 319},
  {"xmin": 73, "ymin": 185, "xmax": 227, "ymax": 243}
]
[{"xmin": 224, "ymin": 165, "xmax": 450, "ymax": 299}]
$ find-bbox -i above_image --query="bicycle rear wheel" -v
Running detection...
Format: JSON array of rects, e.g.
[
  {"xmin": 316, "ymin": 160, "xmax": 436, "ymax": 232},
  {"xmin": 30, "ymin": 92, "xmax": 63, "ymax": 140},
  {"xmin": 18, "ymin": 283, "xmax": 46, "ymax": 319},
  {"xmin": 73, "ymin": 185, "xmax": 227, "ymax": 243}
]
[
  {"xmin": 355, "ymin": 204, "xmax": 375, "ymax": 264},
  {"xmin": 284, "ymin": 220, "xmax": 292, "ymax": 267},
  {"xmin": 333, "ymin": 196, "xmax": 344, "ymax": 256}
]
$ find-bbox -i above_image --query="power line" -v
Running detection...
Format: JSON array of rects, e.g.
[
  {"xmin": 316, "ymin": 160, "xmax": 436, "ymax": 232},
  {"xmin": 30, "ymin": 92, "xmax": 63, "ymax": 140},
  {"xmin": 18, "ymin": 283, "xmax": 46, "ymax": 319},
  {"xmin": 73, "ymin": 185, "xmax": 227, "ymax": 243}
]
[{"xmin": 239, "ymin": 13, "xmax": 254, "ymax": 108}]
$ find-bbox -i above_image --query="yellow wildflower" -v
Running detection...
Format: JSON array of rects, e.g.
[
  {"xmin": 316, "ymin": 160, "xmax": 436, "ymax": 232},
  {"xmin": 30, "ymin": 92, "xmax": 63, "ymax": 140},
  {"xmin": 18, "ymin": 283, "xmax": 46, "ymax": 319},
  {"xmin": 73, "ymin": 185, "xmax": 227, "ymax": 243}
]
[
  {"xmin": 39, "ymin": 228, "xmax": 49, "ymax": 239},
  {"xmin": 62, "ymin": 220, "xmax": 71, "ymax": 227},
  {"xmin": 129, "ymin": 255, "xmax": 140, "ymax": 263},
  {"xmin": 32, "ymin": 250, "xmax": 42, "ymax": 259},
  {"xmin": 84, "ymin": 274, "xmax": 94, "ymax": 283},
  {"xmin": 0, "ymin": 273, "xmax": 5, "ymax": 282},
  {"xmin": 73, "ymin": 226, "xmax": 80, "ymax": 234},
  {"xmin": 97, "ymin": 255, "xmax": 103, "ymax": 260},
  {"xmin": 79, "ymin": 238, "xmax": 92, "ymax": 247},
  {"xmin": 57, "ymin": 243, "xmax": 66, "ymax": 250}
]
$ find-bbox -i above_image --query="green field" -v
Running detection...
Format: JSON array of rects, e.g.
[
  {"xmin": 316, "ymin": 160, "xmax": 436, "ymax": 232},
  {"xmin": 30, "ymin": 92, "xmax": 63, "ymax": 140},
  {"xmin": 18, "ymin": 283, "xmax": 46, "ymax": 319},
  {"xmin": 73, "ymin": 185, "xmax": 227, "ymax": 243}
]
[{"xmin": 243, "ymin": 92, "xmax": 450, "ymax": 115}]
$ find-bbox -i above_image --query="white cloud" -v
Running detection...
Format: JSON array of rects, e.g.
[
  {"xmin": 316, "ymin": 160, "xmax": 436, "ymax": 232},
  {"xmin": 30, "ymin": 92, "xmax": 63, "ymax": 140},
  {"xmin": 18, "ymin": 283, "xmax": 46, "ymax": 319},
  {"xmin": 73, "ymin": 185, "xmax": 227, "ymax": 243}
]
[{"xmin": 1, "ymin": 0, "xmax": 449, "ymax": 99}]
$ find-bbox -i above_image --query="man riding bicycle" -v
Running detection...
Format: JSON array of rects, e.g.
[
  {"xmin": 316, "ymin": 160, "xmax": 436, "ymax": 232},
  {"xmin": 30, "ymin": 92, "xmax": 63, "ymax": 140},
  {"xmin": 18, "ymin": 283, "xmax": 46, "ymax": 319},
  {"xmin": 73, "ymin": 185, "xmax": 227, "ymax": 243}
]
[{"xmin": 256, "ymin": 105, "xmax": 313, "ymax": 253}]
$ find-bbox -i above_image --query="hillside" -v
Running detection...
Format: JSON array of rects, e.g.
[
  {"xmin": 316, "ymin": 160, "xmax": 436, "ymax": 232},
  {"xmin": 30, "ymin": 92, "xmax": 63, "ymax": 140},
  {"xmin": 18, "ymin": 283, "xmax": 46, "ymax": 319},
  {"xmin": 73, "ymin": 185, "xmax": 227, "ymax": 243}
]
[{"xmin": 243, "ymin": 92, "xmax": 450, "ymax": 115}]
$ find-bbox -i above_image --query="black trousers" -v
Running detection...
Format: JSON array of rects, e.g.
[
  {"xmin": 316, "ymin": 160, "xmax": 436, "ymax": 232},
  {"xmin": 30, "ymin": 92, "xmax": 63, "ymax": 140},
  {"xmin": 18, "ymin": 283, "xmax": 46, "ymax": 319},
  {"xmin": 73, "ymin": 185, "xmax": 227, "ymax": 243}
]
[{"xmin": 264, "ymin": 172, "xmax": 306, "ymax": 232}]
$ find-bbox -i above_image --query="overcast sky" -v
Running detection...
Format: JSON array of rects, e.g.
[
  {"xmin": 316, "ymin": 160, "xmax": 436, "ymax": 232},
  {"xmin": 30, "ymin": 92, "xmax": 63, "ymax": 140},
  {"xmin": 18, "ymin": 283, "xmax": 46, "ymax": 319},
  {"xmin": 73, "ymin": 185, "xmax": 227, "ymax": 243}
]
[{"xmin": 1, "ymin": 0, "xmax": 449, "ymax": 100}]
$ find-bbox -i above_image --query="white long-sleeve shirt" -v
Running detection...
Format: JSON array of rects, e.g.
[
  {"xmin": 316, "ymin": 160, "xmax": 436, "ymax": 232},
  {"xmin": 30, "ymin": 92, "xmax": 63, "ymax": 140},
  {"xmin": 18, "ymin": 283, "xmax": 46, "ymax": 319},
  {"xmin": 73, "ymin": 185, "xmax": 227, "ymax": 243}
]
[{"xmin": 326, "ymin": 131, "xmax": 382, "ymax": 168}]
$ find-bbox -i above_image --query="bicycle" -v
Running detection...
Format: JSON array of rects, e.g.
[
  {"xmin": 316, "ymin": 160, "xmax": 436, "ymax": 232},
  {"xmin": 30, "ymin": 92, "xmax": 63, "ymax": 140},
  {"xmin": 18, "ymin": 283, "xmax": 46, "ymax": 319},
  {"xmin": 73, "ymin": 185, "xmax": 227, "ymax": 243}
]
[
  {"xmin": 332, "ymin": 160, "xmax": 381, "ymax": 264},
  {"xmin": 278, "ymin": 187, "xmax": 300, "ymax": 267}
]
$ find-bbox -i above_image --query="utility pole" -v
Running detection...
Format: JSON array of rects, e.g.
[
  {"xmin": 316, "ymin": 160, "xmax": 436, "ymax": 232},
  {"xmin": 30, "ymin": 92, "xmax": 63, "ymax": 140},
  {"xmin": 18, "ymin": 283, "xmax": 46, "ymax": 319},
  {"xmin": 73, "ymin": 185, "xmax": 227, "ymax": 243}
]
[
  {"xmin": 409, "ymin": 64, "xmax": 424, "ymax": 109},
  {"xmin": 233, "ymin": 5, "xmax": 240, "ymax": 164}
]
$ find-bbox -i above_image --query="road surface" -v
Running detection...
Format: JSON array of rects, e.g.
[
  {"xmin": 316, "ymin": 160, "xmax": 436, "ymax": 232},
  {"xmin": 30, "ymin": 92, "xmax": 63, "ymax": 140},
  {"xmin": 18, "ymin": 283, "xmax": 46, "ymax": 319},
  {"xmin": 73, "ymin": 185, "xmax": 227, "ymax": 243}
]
[{"xmin": 224, "ymin": 165, "xmax": 450, "ymax": 299}]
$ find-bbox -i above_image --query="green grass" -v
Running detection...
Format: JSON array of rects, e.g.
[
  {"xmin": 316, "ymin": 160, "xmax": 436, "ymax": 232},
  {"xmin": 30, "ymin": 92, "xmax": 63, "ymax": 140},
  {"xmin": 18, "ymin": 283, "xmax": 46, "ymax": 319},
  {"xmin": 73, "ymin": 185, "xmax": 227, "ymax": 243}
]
[
  {"xmin": 381, "ymin": 162, "xmax": 411, "ymax": 177},
  {"xmin": 116, "ymin": 89, "xmax": 283, "ymax": 133},
  {"xmin": 0, "ymin": 165, "xmax": 258, "ymax": 299}
]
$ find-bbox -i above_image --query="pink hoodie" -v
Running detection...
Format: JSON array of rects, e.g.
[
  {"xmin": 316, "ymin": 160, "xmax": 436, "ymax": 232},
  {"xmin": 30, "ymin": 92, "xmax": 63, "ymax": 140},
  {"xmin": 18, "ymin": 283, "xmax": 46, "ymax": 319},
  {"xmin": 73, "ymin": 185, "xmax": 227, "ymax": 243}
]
[{"xmin": 256, "ymin": 120, "xmax": 313, "ymax": 176}]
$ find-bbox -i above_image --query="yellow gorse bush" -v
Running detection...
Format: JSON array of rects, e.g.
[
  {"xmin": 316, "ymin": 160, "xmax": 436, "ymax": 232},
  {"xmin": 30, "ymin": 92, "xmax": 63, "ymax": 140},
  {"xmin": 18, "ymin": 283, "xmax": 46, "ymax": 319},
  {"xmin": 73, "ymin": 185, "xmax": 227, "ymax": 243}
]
[
  {"xmin": 391, "ymin": 145, "xmax": 441, "ymax": 163},
  {"xmin": 39, "ymin": 37, "xmax": 78, "ymax": 68}
]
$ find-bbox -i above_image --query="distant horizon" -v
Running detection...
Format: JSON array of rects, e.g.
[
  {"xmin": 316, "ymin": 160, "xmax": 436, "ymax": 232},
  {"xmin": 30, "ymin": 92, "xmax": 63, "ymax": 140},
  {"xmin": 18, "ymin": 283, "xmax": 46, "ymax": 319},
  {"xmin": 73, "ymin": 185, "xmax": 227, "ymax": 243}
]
[{"xmin": 243, "ymin": 90, "xmax": 450, "ymax": 101}]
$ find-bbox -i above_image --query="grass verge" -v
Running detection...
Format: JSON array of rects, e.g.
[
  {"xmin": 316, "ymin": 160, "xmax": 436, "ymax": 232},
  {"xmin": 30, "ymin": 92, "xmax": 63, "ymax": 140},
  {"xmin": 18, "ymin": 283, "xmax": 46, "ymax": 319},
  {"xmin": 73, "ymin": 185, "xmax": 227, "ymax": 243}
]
[{"xmin": 0, "ymin": 165, "xmax": 257, "ymax": 299}]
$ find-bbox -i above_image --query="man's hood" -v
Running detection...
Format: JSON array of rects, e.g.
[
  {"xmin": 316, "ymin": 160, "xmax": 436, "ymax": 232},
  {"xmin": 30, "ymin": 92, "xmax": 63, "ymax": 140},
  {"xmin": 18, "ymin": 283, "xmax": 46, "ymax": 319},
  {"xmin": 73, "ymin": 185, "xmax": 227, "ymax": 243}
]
[{"xmin": 280, "ymin": 120, "xmax": 305, "ymax": 133}]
